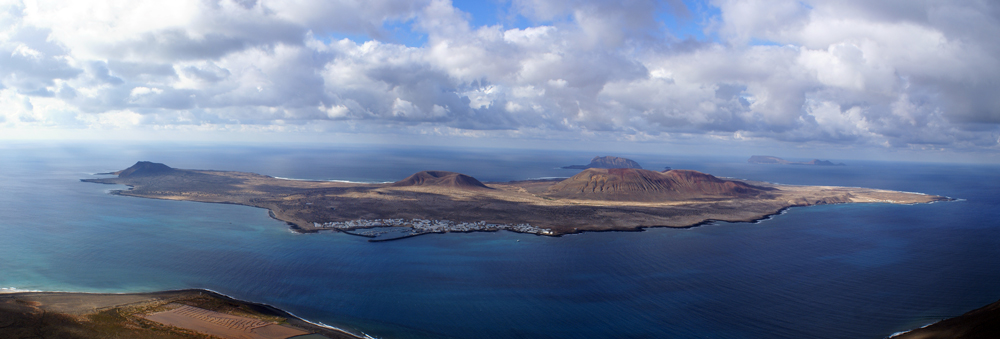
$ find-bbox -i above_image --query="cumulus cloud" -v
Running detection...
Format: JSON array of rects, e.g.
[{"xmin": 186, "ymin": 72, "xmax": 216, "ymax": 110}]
[{"xmin": 1, "ymin": 0, "xmax": 999, "ymax": 152}]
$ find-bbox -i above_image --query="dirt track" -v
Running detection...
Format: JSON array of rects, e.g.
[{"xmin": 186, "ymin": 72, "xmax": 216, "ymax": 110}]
[{"xmin": 144, "ymin": 304, "xmax": 308, "ymax": 339}]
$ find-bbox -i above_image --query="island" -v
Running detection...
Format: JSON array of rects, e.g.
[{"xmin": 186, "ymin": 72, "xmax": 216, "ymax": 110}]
[
  {"xmin": 748, "ymin": 155, "xmax": 846, "ymax": 166},
  {"xmin": 562, "ymin": 156, "xmax": 643, "ymax": 169},
  {"xmin": 0, "ymin": 289, "xmax": 360, "ymax": 339},
  {"xmin": 81, "ymin": 161, "xmax": 948, "ymax": 240}
]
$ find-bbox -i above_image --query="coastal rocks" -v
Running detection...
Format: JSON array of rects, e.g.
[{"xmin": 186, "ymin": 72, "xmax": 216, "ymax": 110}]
[{"xmin": 562, "ymin": 156, "xmax": 643, "ymax": 169}]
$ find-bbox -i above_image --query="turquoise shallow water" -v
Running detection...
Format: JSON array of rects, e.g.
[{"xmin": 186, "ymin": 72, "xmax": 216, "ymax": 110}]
[{"xmin": 1, "ymin": 143, "xmax": 998, "ymax": 338}]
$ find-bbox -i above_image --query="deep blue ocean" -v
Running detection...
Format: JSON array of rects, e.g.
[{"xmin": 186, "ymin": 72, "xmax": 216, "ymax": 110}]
[{"xmin": 1, "ymin": 142, "xmax": 998, "ymax": 339}]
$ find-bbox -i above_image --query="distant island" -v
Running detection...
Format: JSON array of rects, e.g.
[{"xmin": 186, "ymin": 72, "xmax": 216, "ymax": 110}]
[
  {"xmin": 562, "ymin": 156, "xmax": 642, "ymax": 169},
  {"xmin": 748, "ymin": 155, "xmax": 846, "ymax": 166},
  {"xmin": 82, "ymin": 161, "xmax": 947, "ymax": 241}
]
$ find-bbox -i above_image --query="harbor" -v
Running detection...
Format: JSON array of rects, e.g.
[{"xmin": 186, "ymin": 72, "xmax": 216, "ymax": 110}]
[{"xmin": 314, "ymin": 218, "xmax": 554, "ymax": 241}]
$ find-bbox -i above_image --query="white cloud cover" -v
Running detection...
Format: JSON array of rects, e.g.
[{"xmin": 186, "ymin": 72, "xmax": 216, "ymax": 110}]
[{"xmin": 1, "ymin": 0, "xmax": 999, "ymax": 155}]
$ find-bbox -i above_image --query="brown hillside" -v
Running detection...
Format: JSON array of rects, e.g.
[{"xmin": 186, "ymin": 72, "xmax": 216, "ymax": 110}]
[
  {"xmin": 115, "ymin": 161, "xmax": 175, "ymax": 177},
  {"xmin": 392, "ymin": 171, "xmax": 491, "ymax": 189},
  {"xmin": 545, "ymin": 168, "xmax": 769, "ymax": 202}
]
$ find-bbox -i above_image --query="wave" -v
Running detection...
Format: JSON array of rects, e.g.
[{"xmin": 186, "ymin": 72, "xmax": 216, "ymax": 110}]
[
  {"xmin": 750, "ymin": 208, "xmax": 791, "ymax": 224},
  {"xmin": 272, "ymin": 176, "xmax": 393, "ymax": 184},
  {"xmin": 887, "ymin": 321, "xmax": 938, "ymax": 338},
  {"xmin": 0, "ymin": 287, "xmax": 43, "ymax": 293}
]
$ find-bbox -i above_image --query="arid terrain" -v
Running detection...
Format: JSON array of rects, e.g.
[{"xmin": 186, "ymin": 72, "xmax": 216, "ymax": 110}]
[
  {"xmin": 82, "ymin": 161, "xmax": 949, "ymax": 237},
  {"xmin": 0, "ymin": 289, "xmax": 357, "ymax": 339}
]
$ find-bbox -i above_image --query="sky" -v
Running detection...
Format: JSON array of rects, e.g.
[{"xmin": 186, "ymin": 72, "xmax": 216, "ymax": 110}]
[{"xmin": 1, "ymin": 0, "xmax": 999, "ymax": 162}]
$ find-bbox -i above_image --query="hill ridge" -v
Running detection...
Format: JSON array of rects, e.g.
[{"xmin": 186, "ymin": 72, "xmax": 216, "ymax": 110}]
[
  {"xmin": 115, "ymin": 161, "xmax": 176, "ymax": 177},
  {"xmin": 546, "ymin": 168, "xmax": 769, "ymax": 201},
  {"xmin": 392, "ymin": 170, "xmax": 491, "ymax": 189}
]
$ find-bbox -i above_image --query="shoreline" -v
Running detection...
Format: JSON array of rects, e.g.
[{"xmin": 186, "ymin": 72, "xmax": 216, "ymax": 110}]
[
  {"xmin": 97, "ymin": 185, "xmax": 958, "ymax": 243},
  {"xmin": 270, "ymin": 198, "xmax": 957, "ymax": 242},
  {"xmin": 888, "ymin": 297, "xmax": 1000, "ymax": 338},
  {"xmin": 0, "ymin": 288, "xmax": 368, "ymax": 339},
  {"xmin": 192, "ymin": 288, "xmax": 372, "ymax": 339}
]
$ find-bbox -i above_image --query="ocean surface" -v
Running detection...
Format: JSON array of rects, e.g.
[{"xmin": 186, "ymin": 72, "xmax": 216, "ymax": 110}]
[{"xmin": 1, "ymin": 142, "xmax": 998, "ymax": 339}]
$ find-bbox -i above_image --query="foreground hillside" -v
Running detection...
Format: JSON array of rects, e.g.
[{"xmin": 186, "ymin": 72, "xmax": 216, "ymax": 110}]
[
  {"xmin": 893, "ymin": 298, "xmax": 1000, "ymax": 339},
  {"xmin": 0, "ymin": 290, "xmax": 357, "ymax": 339}
]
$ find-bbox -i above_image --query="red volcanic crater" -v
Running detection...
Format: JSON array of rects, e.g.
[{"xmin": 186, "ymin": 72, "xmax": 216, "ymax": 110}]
[
  {"xmin": 392, "ymin": 171, "xmax": 492, "ymax": 189},
  {"xmin": 546, "ymin": 168, "xmax": 769, "ymax": 201}
]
